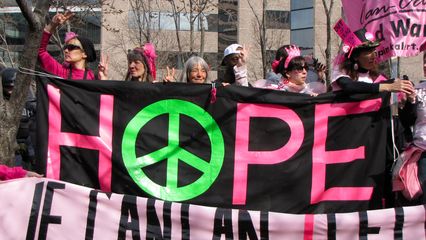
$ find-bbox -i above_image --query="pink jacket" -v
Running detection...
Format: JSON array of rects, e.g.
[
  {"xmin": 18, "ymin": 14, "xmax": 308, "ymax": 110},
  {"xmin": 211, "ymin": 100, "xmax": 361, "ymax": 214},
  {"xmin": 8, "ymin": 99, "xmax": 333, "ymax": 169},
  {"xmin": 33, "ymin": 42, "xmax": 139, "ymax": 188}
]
[
  {"xmin": 392, "ymin": 145, "xmax": 423, "ymax": 200},
  {"xmin": 38, "ymin": 31, "xmax": 95, "ymax": 80},
  {"xmin": 0, "ymin": 165, "xmax": 27, "ymax": 180}
]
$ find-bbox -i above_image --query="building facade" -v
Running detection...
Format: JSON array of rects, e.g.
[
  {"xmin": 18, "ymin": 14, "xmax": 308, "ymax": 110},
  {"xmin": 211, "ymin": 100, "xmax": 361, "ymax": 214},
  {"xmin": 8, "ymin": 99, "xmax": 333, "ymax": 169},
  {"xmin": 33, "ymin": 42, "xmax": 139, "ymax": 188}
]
[
  {"xmin": 0, "ymin": 0, "xmax": 423, "ymax": 82},
  {"xmin": 102, "ymin": 0, "xmax": 424, "ymax": 82}
]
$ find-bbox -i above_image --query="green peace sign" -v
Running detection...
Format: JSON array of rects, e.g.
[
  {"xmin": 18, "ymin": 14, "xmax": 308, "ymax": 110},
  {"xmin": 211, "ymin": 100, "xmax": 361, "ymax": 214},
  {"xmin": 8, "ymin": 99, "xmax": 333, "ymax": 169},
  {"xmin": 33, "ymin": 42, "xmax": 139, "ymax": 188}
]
[{"xmin": 122, "ymin": 99, "xmax": 225, "ymax": 201}]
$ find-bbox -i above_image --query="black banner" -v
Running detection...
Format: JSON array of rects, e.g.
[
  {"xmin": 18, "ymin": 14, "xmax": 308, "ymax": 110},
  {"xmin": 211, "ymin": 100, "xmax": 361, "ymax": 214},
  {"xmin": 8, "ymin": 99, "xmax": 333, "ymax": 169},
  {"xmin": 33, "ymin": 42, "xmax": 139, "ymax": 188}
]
[{"xmin": 36, "ymin": 78, "xmax": 390, "ymax": 214}]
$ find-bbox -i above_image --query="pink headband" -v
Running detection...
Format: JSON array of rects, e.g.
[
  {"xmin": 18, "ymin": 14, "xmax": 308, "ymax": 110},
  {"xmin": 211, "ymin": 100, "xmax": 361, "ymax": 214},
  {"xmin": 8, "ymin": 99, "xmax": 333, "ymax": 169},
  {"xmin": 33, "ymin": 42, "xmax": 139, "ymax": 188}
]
[{"xmin": 284, "ymin": 45, "xmax": 301, "ymax": 69}]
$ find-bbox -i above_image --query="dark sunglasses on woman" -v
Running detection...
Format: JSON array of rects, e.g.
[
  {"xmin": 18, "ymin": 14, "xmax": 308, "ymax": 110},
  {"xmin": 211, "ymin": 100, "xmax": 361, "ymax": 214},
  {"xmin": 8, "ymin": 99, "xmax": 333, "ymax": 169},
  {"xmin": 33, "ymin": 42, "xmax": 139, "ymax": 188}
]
[
  {"xmin": 63, "ymin": 44, "xmax": 82, "ymax": 51},
  {"xmin": 292, "ymin": 65, "xmax": 309, "ymax": 72}
]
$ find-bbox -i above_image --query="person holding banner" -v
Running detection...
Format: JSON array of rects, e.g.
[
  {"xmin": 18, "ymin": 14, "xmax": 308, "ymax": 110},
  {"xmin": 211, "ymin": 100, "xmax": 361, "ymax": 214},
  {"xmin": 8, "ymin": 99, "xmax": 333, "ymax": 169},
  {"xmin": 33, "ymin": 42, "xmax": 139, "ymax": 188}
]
[
  {"xmin": 179, "ymin": 56, "xmax": 210, "ymax": 84},
  {"xmin": 0, "ymin": 165, "xmax": 42, "ymax": 180},
  {"xmin": 217, "ymin": 44, "xmax": 249, "ymax": 87},
  {"xmin": 259, "ymin": 44, "xmax": 322, "ymax": 95},
  {"xmin": 125, "ymin": 44, "xmax": 157, "ymax": 82},
  {"xmin": 39, "ymin": 11, "xmax": 108, "ymax": 80},
  {"xmin": 331, "ymin": 28, "xmax": 414, "ymax": 94}
]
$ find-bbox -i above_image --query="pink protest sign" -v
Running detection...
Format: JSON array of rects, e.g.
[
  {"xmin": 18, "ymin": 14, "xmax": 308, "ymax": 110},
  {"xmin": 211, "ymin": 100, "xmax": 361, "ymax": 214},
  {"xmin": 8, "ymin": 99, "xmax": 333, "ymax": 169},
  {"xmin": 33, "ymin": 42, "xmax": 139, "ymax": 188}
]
[
  {"xmin": 342, "ymin": 0, "xmax": 426, "ymax": 62},
  {"xmin": 334, "ymin": 18, "xmax": 363, "ymax": 47}
]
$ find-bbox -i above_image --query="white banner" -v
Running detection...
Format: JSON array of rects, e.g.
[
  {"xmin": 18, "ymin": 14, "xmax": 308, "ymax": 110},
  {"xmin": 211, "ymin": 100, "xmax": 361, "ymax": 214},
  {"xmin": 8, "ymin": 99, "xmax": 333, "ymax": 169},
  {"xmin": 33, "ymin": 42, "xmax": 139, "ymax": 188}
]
[{"xmin": 0, "ymin": 178, "xmax": 425, "ymax": 239}]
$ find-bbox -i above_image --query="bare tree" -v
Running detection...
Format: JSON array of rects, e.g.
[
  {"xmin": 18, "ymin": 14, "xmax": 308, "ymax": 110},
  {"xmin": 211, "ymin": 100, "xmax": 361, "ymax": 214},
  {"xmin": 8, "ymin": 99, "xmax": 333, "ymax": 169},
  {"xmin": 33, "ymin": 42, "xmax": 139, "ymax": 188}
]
[
  {"xmin": 129, "ymin": 0, "xmax": 154, "ymax": 44},
  {"xmin": 321, "ymin": 0, "xmax": 335, "ymax": 87},
  {"xmin": 246, "ymin": 0, "xmax": 288, "ymax": 80},
  {"xmin": 103, "ymin": 0, "xmax": 180, "ymax": 79},
  {"xmin": 0, "ymin": 14, "xmax": 19, "ymax": 68},
  {"xmin": 247, "ymin": 0, "xmax": 267, "ymax": 79},
  {"xmin": 0, "ymin": 0, "xmax": 50, "ymax": 165},
  {"xmin": 167, "ymin": 0, "xmax": 216, "ymax": 67}
]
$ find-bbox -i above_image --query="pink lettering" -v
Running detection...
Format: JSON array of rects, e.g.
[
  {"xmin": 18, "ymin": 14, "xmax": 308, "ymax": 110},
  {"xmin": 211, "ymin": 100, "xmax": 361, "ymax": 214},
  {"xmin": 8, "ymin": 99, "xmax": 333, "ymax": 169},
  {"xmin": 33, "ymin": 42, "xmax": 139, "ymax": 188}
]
[
  {"xmin": 303, "ymin": 214, "xmax": 314, "ymax": 240},
  {"xmin": 311, "ymin": 99, "xmax": 382, "ymax": 204},
  {"xmin": 233, "ymin": 103, "xmax": 304, "ymax": 205},
  {"xmin": 46, "ymin": 84, "xmax": 114, "ymax": 192}
]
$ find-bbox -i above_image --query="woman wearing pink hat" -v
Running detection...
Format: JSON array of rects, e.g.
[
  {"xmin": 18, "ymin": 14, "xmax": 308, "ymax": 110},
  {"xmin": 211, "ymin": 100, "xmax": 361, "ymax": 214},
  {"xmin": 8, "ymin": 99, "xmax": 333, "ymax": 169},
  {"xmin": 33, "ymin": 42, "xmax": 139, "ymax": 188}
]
[
  {"xmin": 332, "ymin": 28, "xmax": 413, "ymax": 94},
  {"xmin": 125, "ymin": 44, "xmax": 157, "ymax": 82},
  {"xmin": 262, "ymin": 44, "xmax": 320, "ymax": 95}
]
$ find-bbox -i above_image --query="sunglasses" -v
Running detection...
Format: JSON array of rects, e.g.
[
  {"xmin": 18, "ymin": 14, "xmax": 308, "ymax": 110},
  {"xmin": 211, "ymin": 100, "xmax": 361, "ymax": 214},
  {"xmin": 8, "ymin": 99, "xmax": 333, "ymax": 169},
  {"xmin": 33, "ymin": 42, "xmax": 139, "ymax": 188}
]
[
  {"xmin": 63, "ymin": 44, "xmax": 82, "ymax": 51},
  {"xmin": 291, "ymin": 65, "xmax": 309, "ymax": 72}
]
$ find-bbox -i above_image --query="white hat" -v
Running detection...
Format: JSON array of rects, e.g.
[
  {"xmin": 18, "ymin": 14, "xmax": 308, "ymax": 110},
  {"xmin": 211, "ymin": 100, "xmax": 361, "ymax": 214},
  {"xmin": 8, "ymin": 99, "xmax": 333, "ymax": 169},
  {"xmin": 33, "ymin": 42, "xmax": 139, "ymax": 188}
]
[{"xmin": 221, "ymin": 44, "xmax": 242, "ymax": 65}]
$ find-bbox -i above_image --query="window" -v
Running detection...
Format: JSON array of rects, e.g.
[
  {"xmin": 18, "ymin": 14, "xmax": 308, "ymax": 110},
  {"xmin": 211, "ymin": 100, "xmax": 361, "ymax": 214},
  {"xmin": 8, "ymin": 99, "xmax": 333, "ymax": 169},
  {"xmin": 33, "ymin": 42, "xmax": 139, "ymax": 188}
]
[
  {"xmin": 179, "ymin": 13, "xmax": 216, "ymax": 31},
  {"xmin": 291, "ymin": 0, "xmax": 313, "ymax": 10},
  {"xmin": 0, "ymin": 13, "xmax": 27, "ymax": 45},
  {"xmin": 159, "ymin": 12, "xmax": 177, "ymax": 31},
  {"xmin": 290, "ymin": 8, "xmax": 313, "ymax": 30},
  {"xmin": 291, "ymin": 29, "xmax": 314, "ymax": 54},
  {"xmin": 266, "ymin": 10, "xmax": 290, "ymax": 29},
  {"xmin": 290, "ymin": 1, "xmax": 313, "ymax": 55},
  {"xmin": 130, "ymin": 11, "xmax": 218, "ymax": 32}
]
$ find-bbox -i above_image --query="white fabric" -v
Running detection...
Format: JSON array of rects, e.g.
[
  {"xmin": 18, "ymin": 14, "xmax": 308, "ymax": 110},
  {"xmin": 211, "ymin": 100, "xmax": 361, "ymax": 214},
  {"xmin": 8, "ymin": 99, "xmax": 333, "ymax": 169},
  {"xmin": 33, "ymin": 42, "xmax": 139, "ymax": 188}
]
[
  {"xmin": 254, "ymin": 78, "xmax": 322, "ymax": 95},
  {"xmin": 233, "ymin": 65, "xmax": 248, "ymax": 87},
  {"xmin": 331, "ymin": 67, "xmax": 373, "ymax": 91}
]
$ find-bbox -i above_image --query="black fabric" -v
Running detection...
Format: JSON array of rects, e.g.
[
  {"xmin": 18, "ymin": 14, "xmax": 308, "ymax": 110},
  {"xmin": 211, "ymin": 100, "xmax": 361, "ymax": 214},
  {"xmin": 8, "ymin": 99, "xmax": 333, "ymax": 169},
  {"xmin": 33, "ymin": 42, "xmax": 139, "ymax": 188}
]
[
  {"xmin": 36, "ymin": 78, "xmax": 391, "ymax": 214},
  {"xmin": 353, "ymin": 29, "xmax": 380, "ymax": 49},
  {"xmin": 398, "ymin": 101, "xmax": 417, "ymax": 144},
  {"xmin": 336, "ymin": 77, "xmax": 380, "ymax": 93}
]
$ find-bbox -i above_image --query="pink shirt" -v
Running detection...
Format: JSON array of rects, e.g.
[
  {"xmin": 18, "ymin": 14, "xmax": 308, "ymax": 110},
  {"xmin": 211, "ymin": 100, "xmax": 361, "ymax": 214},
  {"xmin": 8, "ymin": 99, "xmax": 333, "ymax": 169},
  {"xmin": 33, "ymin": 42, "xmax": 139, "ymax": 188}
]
[
  {"xmin": 38, "ymin": 31, "xmax": 95, "ymax": 80},
  {"xmin": 0, "ymin": 165, "xmax": 27, "ymax": 180}
]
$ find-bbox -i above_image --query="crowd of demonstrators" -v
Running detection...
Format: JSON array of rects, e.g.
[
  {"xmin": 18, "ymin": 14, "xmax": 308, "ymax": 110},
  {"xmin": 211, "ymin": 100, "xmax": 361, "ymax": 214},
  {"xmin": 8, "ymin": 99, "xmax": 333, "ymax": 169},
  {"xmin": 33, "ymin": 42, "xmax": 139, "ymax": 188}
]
[
  {"xmin": 125, "ymin": 44, "xmax": 157, "ymax": 82},
  {"xmin": 39, "ymin": 12, "xmax": 108, "ymax": 80},
  {"xmin": 5, "ymin": 9, "xmax": 426, "ymax": 210}
]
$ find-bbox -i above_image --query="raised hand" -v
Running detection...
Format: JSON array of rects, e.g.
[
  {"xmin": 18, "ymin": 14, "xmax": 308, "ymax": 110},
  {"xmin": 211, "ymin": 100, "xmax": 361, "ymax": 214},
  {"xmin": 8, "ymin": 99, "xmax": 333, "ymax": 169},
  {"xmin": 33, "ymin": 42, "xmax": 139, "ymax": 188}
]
[
  {"xmin": 237, "ymin": 44, "xmax": 250, "ymax": 67},
  {"xmin": 45, "ymin": 11, "xmax": 75, "ymax": 33},
  {"xmin": 53, "ymin": 11, "xmax": 74, "ymax": 25},
  {"xmin": 98, "ymin": 53, "xmax": 109, "ymax": 80},
  {"xmin": 313, "ymin": 58, "xmax": 327, "ymax": 82},
  {"xmin": 163, "ymin": 66, "xmax": 176, "ymax": 82}
]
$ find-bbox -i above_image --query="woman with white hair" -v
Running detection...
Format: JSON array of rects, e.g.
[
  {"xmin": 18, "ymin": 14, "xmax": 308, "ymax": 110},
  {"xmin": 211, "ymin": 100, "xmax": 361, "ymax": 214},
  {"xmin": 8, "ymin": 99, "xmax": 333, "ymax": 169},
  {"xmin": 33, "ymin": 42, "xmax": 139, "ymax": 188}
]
[{"xmin": 179, "ymin": 56, "xmax": 210, "ymax": 84}]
